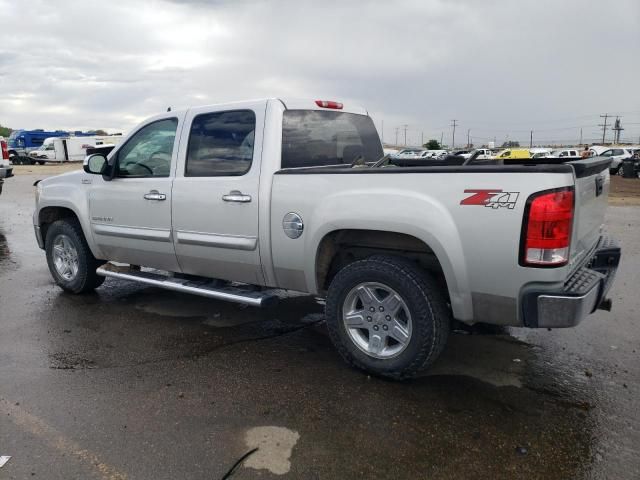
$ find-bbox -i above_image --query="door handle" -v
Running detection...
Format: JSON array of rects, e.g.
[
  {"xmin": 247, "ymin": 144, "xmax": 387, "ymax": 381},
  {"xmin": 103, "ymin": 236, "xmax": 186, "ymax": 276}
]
[
  {"xmin": 222, "ymin": 190, "xmax": 252, "ymax": 203},
  {"xmin": 144, "ymin": 190, "xmax": 166, "ymax": 201}
]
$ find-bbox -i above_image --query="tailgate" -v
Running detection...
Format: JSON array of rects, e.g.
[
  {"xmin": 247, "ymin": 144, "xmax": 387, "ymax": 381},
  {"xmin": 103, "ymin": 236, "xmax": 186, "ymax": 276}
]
[{"xmin": 568, "ymin": 157, "xmax": 611, "ymax": 271}]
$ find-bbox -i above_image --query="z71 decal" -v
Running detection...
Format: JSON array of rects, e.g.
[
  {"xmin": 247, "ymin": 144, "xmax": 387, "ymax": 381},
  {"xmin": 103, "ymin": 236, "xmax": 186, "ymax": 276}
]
[{"xmin": 460, "ymin": 189, "xmax": 520, "ymax": 209}]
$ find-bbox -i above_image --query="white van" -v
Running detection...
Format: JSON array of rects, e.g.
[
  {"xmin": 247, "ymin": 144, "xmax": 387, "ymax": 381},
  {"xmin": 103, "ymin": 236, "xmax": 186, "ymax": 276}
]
[{"xmin": 29, "ymin": 135, "xmax": 123, "ymax": 163}]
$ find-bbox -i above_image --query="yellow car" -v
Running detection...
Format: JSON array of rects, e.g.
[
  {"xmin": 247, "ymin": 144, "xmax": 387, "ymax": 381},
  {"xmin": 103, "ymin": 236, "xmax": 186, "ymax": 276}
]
[{"xmin": 495, "ymin": 148, "xmax": 531, "ymax": 160}]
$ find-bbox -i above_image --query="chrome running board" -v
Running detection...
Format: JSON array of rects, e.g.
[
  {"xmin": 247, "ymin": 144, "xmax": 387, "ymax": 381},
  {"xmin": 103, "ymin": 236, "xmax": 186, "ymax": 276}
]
[{"xmin": 96, "ymin": 263, "xmax": 278, "ymax": 307}]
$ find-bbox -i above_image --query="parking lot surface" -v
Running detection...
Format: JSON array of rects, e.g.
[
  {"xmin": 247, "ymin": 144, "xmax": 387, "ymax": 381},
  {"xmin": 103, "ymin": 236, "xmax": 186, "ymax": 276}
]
[{"xmin": 1, "ymin": 170, "xmax": 639, "ymax": 479}]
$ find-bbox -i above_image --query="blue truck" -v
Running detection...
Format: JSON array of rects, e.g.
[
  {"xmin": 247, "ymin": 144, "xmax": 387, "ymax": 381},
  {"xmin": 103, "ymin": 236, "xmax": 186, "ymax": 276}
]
[{"xmin": 7, "ymin": 129, "xmax": 95, "ymax": 165}]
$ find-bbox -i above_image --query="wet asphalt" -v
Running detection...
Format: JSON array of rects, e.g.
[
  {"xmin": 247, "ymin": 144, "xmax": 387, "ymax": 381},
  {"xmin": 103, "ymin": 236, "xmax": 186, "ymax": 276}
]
[{"xmin": 0, "ymin": 173, "xmax": 638, "ymax": 480}]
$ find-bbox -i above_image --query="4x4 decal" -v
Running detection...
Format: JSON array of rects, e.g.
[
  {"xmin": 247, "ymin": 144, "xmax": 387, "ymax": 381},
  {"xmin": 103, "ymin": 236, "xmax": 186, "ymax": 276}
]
[{"xmin": 460, "ymin": 189, "xmax": 520, "ymax": 209}]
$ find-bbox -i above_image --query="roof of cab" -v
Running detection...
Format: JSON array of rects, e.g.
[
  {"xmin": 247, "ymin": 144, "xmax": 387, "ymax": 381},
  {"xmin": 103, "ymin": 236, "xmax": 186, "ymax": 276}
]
[{"xmin": 150, "ymin": 98, "xmax": 369, "ymax": 124}]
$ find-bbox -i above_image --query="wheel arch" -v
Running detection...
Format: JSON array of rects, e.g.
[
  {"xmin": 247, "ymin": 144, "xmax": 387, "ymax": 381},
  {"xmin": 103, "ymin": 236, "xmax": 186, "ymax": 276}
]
[
  {"xmin": 314, "ymin": 228, "xmax": 469, "ymax": 320},
  {"xmin": 38, "ymin": 206, "xmax": 101, "ymax": 259}
]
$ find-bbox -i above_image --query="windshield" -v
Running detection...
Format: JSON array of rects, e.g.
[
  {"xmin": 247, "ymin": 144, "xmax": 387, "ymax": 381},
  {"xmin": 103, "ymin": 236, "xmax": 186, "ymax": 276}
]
[{"xmin": 282, "ymin": 110, "xmax": 383, "ymax": 168}]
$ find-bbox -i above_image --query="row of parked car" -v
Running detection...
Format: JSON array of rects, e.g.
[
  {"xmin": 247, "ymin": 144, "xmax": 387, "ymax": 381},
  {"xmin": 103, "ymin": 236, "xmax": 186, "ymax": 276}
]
[{"xmin": 389, "ymin": 145, "xmax": 640, "ymax": 175}]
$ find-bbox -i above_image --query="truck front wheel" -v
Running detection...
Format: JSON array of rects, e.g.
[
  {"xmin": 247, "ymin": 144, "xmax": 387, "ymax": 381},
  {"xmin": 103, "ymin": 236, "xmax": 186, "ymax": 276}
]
[
  {"xmin": 325, "ymin": 255, "xmax": 450, "ymax": 379},
  {"xmin": 45, "ymin": 219, "xmax": 105, "ymax": 293}
]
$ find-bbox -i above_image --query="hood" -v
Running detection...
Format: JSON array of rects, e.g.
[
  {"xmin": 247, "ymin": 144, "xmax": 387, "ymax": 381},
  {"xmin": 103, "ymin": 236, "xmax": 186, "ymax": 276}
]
[{"xmin": 39, "ymin": 168, "xmax": 85, "ymax": 187}]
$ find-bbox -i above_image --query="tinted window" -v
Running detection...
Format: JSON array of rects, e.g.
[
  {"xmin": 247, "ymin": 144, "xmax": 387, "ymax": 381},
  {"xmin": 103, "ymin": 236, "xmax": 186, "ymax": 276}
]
[
  {"xmin": 282, "ymin": 110, "xmax": 383, "ymax": 168},
  {"xmin": 117, "ymin": 118, "xmax": 178, "ymax": 177},
  {"xmin": 186, "ymin": 110, "xmax": 255, "ymax": 177},
  {"xmin": 613, "ymin": 149, "xmax": 624, "ymax": 155},
  {"xmin": 601, "ymin": 150, "xmax": 613, "ymax": 157}
]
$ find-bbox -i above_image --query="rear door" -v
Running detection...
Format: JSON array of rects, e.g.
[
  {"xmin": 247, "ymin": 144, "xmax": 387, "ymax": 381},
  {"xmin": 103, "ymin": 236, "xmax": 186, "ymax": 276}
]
[
  {"xmin": 171, "ymin": 101, "xmax": 266, "ymax": 285},
  {"xmin": 88, "ymin": 114, "xmax": 183, "ymax": 272}
]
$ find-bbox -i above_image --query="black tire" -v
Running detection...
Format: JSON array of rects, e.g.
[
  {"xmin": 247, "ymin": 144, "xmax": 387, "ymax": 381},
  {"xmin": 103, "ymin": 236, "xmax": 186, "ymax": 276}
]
[
  {"xmin": 325, "ymin": 255, "xmax": 450, "ymax": 379},
  {"xmin": 37, "ymin": 160, "xmax": 45, "ymax": 165},
  {"xmin": 45, "ymin": 219, "xmax": 105, "ymax": 293}
]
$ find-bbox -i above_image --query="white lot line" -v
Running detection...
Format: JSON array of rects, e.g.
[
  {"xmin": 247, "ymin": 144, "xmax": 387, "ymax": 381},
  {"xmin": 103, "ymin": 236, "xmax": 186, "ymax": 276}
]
[
  {"xmin": 0, "ymin": 397, "xmax": 128, "ymax": 480},
  {"xmin": 0, "ymin": 456, "xmax": 11, "ymax": 468},
  {"xmin": 244, "ymin": 426, "xmax": 300, "ymax": 475}
]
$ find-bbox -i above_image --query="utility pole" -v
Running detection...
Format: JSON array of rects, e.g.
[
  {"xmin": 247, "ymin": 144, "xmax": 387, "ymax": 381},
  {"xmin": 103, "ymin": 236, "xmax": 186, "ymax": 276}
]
[
  {"xmin": 467, "ymin": 128, "xmax": 470, "ymax": 148},
  {"xmin": 402, "ymin": 124, "xmax": 408, "ymax": 146},
  {"xmin": 421, "ymin": 131, "xmax": 424, "ymax": 146},
  {"xmin": 395, "ymin": 127, "xmax": 399, "ymax": 146},
  {"xmin": 440, "ymin": 132, "xmax": 444, "ymax": 147},
  {"xmin": 381, "ymin": 119, "xmax": 384, "ymax": 144},
  {"xmin": 530, "ymin": 130, "xmax": 533, "ymax": 148},
  {"xmin": 579, "ymin": 128, "xmax": 583, "ymax": 145},
  {"xmin": 612, "ymin": 117, "xmax": 623, "ymax": 144},
  {"xmin": 599, "ymin": 114, "xmax": 609, "ymax": 144},
  {"xmin": 451, "ymin": 120, "xmax": 458, "ymax": 149}
]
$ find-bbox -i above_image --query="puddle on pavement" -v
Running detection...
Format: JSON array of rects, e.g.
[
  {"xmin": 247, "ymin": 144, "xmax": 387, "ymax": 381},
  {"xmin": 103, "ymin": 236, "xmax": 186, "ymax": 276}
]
[{"xmin": 426, "ymin": 333, "xmax": 532, "ymax": 387}]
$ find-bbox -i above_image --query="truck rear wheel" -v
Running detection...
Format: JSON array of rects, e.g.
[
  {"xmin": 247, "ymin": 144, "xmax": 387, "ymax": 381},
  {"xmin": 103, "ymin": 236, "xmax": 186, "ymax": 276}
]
[
  {"xmin": 45, "ymin": 219, "xmax": 105, "ymax": 293},
  {"xmin": 325, "ymin": 255, "xmax": 450, "ymax": 379}
]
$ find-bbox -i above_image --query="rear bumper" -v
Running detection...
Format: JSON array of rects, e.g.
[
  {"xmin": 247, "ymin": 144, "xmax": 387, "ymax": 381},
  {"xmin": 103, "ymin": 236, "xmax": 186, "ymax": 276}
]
[
  {"xmin": 522, "ymin": 235, "xmax": 621, "ymax": 328},
  {"xmin": 0, "ymin": 167, "xmax": 13, "ymax": 178}
]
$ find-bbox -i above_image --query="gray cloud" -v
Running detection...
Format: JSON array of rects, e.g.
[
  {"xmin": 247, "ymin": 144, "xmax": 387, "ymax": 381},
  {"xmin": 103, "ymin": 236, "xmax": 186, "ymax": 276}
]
[{"xmin": 0, "ymin": 0, "xmax": 638, "ymax": 145}]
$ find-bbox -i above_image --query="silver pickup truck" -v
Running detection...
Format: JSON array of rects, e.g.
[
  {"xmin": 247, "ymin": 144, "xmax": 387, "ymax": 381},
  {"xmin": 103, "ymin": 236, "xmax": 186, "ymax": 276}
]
[{"xmin": 33, "ymin": 98, "xmax": 621, "ymax": 378}]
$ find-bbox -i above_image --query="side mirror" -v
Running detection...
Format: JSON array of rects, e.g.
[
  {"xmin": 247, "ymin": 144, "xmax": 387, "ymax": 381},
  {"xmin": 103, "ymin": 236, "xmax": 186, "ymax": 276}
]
[{"xmin": 84, "ymin": 154, "xmax": 107, "ymax": 175}]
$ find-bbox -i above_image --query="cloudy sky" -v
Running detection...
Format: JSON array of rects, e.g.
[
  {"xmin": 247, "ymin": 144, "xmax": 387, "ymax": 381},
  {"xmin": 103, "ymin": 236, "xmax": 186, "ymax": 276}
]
[{"xmin": 0, "ymin": 0, "xmax": 638, "ymax": 146}]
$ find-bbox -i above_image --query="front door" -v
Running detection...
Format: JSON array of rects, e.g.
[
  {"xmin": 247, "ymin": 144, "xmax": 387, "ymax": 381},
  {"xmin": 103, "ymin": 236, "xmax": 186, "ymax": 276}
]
[
  {"xmin": 171, "ymin": 102, "xmax": 266, "ymax": 285},
  {"xmin": 89, "ymin": 115, "xmax": 183, "ymax": 272}
]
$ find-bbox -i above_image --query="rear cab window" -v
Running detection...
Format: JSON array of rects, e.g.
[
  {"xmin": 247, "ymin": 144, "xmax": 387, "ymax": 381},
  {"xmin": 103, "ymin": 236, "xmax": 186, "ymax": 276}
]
[{"xmin": 281, "ymin": 110, "xmax": 383, "ymax": 169}]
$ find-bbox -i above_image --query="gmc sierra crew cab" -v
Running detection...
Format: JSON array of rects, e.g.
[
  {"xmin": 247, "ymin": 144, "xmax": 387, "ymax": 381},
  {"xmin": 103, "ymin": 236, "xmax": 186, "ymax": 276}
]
[{"xmin": 33, "ymin": 98, "xmax": 621, "ymax": 379}]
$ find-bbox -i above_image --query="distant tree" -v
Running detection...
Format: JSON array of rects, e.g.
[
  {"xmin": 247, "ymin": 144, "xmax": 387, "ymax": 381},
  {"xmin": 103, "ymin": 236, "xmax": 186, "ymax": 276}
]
[
  {"xmin": 94, "ymin": 129, "xmax": 108, "ymax": 136},
  {"xmin": 502, "ymin": 140, "xmax": 520, "ymax": 148},
  {"xmin": 423, "ymin": 139, "xmax": 441, "ymax": 150},
  {"xmin": 0, "ymin": 125, "xmax": 12, "ymax": 138}
]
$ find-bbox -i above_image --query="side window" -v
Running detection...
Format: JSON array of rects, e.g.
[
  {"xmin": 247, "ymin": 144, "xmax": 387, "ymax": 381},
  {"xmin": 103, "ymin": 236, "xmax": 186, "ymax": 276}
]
[
  {"xmin": 116, "ymin": 118, "xmax": 178, "ymax": 178},
  {"xmin": 601, "ymin": 150, "xmax": 613, "ymax": 157},
  {"xmin": 186, "ymin": 110, "xmax": 256, "ymax": 177},
  {"xmin": 613, "ymin": 149, "xmax": 624, "ymax": 155},
  {"xmin": 570, "ymin": 151, "xmax": 577, "ymax": 156}
]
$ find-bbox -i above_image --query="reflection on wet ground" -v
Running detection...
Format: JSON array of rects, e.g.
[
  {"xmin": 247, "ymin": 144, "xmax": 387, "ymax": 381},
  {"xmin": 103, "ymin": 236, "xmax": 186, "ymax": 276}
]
[
  {"xmin": 0, "ymin": 232, "xmax": 14, "ymax": 269},
  {"xmin": 26, "ymin": 280, "xmax": 595, "ymax": 479}
]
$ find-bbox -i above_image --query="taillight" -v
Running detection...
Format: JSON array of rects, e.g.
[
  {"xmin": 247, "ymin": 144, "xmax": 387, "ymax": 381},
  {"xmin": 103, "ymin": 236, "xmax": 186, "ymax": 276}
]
[
  {"xmin": 520, "ymin": 187, "xmax": 574, "ymax": 267},
  {"xmin": 315, "ymin": 100, "xmax": 343, "ymax": 109},
  {"xmin": 1, "ymin": 140, "xmax": 8, "ymax": 160}
]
